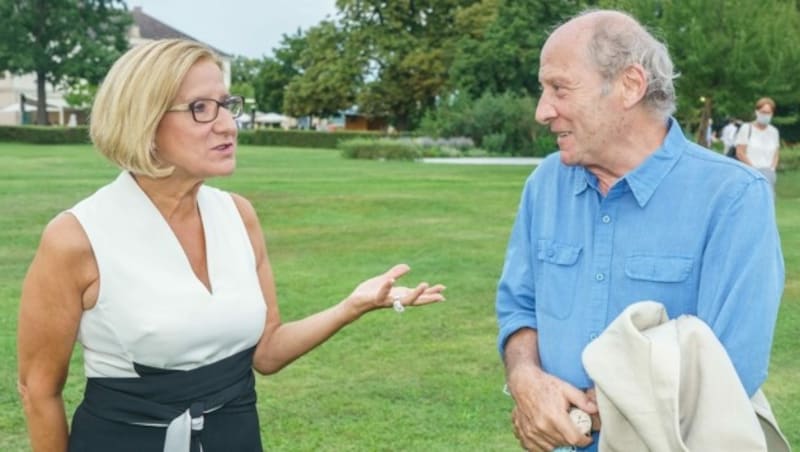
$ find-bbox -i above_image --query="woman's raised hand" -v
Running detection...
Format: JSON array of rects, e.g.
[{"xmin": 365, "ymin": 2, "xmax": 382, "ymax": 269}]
[{"xmin": 345, "ymin": 264, "xmax": 446, "ymax": 316}]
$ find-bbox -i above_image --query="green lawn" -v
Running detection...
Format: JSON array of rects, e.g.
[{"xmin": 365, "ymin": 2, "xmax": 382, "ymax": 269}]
[{"xmin": 1, "ymin": 143, "xmax": 797, "ymax": 450}]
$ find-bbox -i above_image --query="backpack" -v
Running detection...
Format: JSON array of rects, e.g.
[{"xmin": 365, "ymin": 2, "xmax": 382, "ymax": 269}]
[{"xmin": 725, "ymin": 123, "xmax": 752, "ymax": 160}]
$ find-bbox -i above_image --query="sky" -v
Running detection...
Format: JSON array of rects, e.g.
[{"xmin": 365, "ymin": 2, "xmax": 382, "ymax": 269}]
[{"xmin": 128, "ymin": 0, "xmax": 338, "ymax": 59}]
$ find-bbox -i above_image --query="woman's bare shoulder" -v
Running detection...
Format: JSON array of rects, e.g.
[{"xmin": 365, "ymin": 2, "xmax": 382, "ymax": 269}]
[{"xmin": 229, "ymin": 192, "xmax": 260, "ymax": 230}]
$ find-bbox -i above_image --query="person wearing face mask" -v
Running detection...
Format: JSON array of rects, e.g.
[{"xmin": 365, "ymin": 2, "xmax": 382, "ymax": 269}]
[{"xmin": 735, "ymin": 97, "xmax": 781, "ymax": 192}]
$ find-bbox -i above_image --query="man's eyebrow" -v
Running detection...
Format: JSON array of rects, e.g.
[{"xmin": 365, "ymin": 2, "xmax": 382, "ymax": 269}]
[{"xmin": 540, "ymin": 75, "xmax": 572, "ymax": 86}]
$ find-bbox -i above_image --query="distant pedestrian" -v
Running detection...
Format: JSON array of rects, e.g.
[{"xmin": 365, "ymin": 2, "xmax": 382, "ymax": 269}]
[
  {"xmin": 735, "ymin": 97, "xmax": 781, "ymax": 192},
  {"xmin": 721, "ymin": 117, "xmax": 741, "ymax": 158}
]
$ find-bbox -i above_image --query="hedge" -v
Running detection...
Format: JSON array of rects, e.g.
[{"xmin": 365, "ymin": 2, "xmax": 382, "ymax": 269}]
[
  {"xmin": 339, "ymin": 138, "xmax": 420, "ymax": 160},
  {"xmin": 0, "ymin": 125, "xmax": 388, "ymax": 150},
  {"xmin": 778, "ymin": 146, "xmax": 800, "ymax": 172},
  {"xmin": 0, "ymin": 126, "xmax": 91, "ymax": 144},
  {"xmin": 237, "ymin": 129, "xmax": 388, "ymax": 149}
]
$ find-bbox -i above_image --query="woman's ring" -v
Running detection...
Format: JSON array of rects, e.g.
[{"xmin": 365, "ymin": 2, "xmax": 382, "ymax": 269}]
[{"xmin": 392, "ymin": 294, "xmax": 405, "ymax": 313}]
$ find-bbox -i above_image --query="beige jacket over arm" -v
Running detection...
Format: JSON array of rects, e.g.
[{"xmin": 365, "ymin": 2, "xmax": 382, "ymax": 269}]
[{"xmin": 582, "ymin": 301, "xmax": 790, "ymax": 452}]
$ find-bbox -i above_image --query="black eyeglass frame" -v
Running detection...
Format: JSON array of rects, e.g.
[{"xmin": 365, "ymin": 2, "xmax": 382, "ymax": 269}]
[{"xmin": 167, "ymin": 95, "xmax": 245, "ymax": 123}]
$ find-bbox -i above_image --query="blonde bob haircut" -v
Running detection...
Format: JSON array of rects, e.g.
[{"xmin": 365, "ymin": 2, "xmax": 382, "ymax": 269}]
[{"xmin": 90, "ymin": 39, "xmax": 223, "ymax": 177}]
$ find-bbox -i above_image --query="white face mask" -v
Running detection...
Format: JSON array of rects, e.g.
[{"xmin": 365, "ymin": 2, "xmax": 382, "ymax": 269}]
[{"xmin": 755, "ymin": 111, "xmax": 772, "ymax": 125}]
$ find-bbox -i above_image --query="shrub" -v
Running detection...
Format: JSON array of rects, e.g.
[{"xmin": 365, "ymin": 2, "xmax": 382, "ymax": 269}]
[
  {"xmin": 0, "ymin": 126, "xmax": 90, "ymax": 144},
  {"xmin": 0, "ymin": 126, "xmax": 389, "ymax": 150},
  {"xmin": 463, "ymin": 148, "xmax": 491, "ymax": 157},
  {"xmin": 482, "ymin": 133, "xmax": 507, "ymax": 154},
  {"xmin": 238, "ymin": 129, "xmax": 385, "ymax": 149},
  {"xmin": 419, "ymin": 146, "xmax": 463, "ymax": 158},
  {"xmin": 420, "ymin": 92, "xmax": 553, "ymax": 157},
  {"xmin": 339, "ymin": 138, "xmax": 421, "ymax": 160},
  {"xmin": 778, "ymin": 145, "xmax": 800, "ymax": 172},
  {"xmin": 437, "ymin": 146, "xmax": 464, "ymax": 157},
  {"xmin": 402, "ymin": 136, "xmax": 476, "ymax": 157}
]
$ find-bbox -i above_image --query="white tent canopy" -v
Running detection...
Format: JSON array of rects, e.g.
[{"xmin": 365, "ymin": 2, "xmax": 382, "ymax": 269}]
[
  {"xmin": 237, "ymin": 112, "xmax": 293, "ymax": 128},
  {"xmin": 255, "ymin": 112, "xmax": 288, "ymax": 124}
]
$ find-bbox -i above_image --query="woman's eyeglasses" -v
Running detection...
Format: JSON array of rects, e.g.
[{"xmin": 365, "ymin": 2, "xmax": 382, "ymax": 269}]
[{"xmin": 167, "ymin": 95, "xmax": 244, "ymax": 123}]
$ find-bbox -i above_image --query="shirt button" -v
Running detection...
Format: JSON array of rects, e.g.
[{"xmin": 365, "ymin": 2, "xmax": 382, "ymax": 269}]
[
  {"xmin": 595, "ymin": 273, "xmax": 605, "ymax": 281},
  {"xmin": 547, "ymin": 249, "xmax": 555, "ymax": 257},
  {"xmin": 590, "ymin": 332, "xmax": 598, "ymax": 340},
  {"xmin": 602, "ymin": 215, "xmax": 611, "ymax": 224}
]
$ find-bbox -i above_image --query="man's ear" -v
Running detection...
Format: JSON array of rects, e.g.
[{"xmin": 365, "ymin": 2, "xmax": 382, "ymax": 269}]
[{"xmin": 620, "ymin": 63, "xmax": 647, "ymax": 109}]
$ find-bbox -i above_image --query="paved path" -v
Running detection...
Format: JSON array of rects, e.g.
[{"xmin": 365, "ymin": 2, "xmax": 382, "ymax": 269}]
[{"xmin": 421, "ymin": 157, "xmax": 543, "ymax": 166}]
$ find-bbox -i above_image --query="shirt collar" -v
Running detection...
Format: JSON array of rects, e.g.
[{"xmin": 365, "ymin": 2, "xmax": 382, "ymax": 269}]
[
  {"xmin": 572, "ymin": 118, "xmax": 686, "ymax": 207},
  {"xmin": 624, "ymin": 118, "xmax": 685, "ymax": 207},
  {"xmin": 573, "ymin": 167, "xmax": 593, "ymax": 196}
]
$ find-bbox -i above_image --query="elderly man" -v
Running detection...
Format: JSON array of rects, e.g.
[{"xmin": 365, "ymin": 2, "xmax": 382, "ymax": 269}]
[{"xmin": 495, "ymin": 9, "xmax": 783, "ymax": 452}]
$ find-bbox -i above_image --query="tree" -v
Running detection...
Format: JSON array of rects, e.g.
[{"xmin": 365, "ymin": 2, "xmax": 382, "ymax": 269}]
[
  {"xmin": 600, "ymin": 0, "xmax": 800, "ymax": 145},
  {"xmin": 336, "ymin": 0, "xmax": 481, "ymax": 130},
  {"xmin": 0, "ymin": 0, "xmax": 130, "ymax": 125},
  {"xmin": 283, "ymin": 21, "xmax": 363, "ymax": 118},
  {"xmin": 229, "ymin": 55, "xmax": 260, "ymax": 111},
  {"xmin": 253, "ymin": 30, "xmax": 307, "ymax": 113},
  {"xmin": 449, "ymin": 0, "xmax": 589, "ymax": 99}
]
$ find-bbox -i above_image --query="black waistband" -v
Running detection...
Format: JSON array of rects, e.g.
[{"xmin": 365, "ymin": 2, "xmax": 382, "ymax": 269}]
[{"xmin": 81, "ymin": 346, "xmax": 256, "ymax": 425}]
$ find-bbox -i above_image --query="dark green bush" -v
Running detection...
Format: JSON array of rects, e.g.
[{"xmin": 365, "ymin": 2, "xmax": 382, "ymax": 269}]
[
  {"xmin": 482, "ymin": 132, "xmax": 507, "ymax": 154},
  {"xmin": 339, "ymin": 138, "xmax": 421, "ymax": 160},
  {"xmin": 0, "ymin": 125, "xmax": 390, "ymax": 150},
  {"xmin": 0, "ymin": 126, "xmax": 90, "ymax": 144},
  {"xmin": 238, "ymin": 129, "xmax": 386, "ymax": 149},
  {"xmin": 778, "ymin": 146, "xmax": 800, "ymax": 172},
  {"xmin": 419, "ymin": 92, "xmax": 553, "ymax": 156},
  {"xmin": 533, "ymin": 133, "xmax": 557, "ymax": 156}
]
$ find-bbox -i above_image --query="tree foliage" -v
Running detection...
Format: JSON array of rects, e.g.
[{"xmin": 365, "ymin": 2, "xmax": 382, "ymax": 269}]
[
  {"xmin": 250, "ymin": 31, "xmax": 307, "ymax": 113},
  {"xmin": 229, "ymin": 55, "xmax": 260, "ymax": 110},
  {"xmin": 283, "ymin": 21, "xmax": 363, "ymax": 118},
  {"xmin": 240, "ymin": 0, "xmax": 800, "ymax": 142},
  {"xmin": 0, "ymin": 0, "xmax": 130, "ymax": 124},
  {"xmin": 335, "ymin": 0, "xmax": 480, "ymax": 130},
  {"xmin": 449, "ymin": 0, "xmax": 589, "ymax": 99},
  {"xmin": 420, "ymin": 91, "xmax": 548, "ymax": 155},
  {"xmin": 600, "ymin": 0, "xmax": 800, "ymax": 142}
]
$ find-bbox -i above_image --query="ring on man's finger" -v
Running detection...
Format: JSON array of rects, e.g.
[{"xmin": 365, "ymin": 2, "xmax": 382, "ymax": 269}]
[{"xmin": 392, "ymin": 294, "xmax": 405, "ymax": 313}]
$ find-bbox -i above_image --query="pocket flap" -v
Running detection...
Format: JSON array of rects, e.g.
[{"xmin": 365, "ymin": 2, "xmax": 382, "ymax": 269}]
[
  {"xmin": 537, "ymin": 240, "xmax": 582, "ymax": 265},
  {"xmin": 625, "ymin": 255, "xmax": 693, "ymax": 282}
]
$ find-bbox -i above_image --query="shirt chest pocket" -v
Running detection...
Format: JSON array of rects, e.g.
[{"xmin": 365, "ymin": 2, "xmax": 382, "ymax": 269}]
[
  {"xmin": 536, "ymin": 240, "xmax": 582, "ymax": 320},
  {"xmin": 625, "ymin": 255, "xmax": 693, "ymax": 282}
]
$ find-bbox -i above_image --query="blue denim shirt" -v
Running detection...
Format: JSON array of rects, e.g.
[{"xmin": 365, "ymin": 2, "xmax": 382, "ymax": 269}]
[{"xmin": 496, "ymin": 119, "xmax": 784, "ymax": 404}]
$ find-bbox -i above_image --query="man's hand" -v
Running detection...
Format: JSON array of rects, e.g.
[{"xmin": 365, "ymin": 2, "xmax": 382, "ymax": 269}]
[
  {"xmin": 585, "ymin": 387, "xmax": 602, "ymax": 432},
  {"xmin": 507, "ymin": 365, "xmax": 597, "ymax": 452}
]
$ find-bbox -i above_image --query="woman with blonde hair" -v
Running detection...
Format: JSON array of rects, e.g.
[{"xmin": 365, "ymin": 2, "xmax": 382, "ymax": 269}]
[{"xmin": 17, "ymin": 39, "xmax": 445, "ymax": 451}]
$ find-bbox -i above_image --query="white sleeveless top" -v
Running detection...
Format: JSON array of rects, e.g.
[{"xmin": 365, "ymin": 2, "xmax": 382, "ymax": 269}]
[{"xmin": 69, "ymin": 172, "xmax": 266, "ymax": 378}]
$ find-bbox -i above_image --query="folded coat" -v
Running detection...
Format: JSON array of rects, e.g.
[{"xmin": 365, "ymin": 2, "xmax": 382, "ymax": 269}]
[{"xmin": 582, "ymin": 301, "xmax": 790, "ymax": 452}]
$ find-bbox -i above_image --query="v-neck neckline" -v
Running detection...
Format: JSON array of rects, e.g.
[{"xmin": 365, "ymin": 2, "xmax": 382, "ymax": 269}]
[{"xmin": 122, "ymin": 172, "xmax": 215, "ymax": 297}]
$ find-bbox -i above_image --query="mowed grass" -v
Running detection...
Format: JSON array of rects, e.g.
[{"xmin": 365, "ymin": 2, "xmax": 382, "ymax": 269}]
[{"xmin": 0, "ymin": 143, "xmax": 797, "ymax": 450}]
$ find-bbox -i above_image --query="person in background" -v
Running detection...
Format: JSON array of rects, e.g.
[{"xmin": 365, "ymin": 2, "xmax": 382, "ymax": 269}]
[
  {"xmin": 495, "ymin": 9, "xmax": 783, "ymax": 452},
  {"xmin": 736, "ymin": 97, "xmax": 781, "ymax": 193},
  {"xmin": 705, "ymin": 117, "xmax": 715, "ymax": 147},
  {"xmin": 720, "ymin": 117, "xmax": 741, "ymax": 158},
  {"xmin": 17, "ymin": 39, "xmax": 446, "ymax": 452}
]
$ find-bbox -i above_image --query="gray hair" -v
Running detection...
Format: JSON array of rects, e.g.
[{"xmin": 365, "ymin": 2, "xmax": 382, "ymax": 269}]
[{"xmin": 579, "ymin": 10, "xmax": 678, "ymax": 119}]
